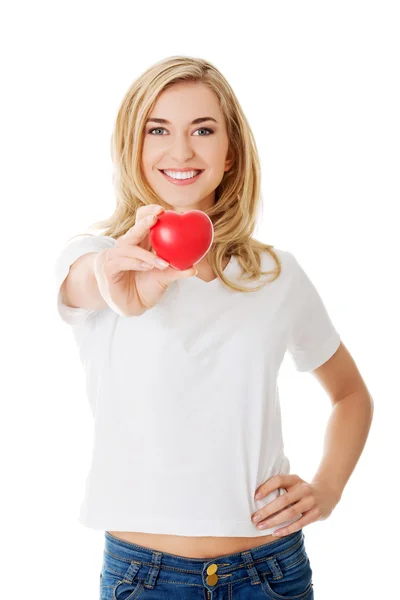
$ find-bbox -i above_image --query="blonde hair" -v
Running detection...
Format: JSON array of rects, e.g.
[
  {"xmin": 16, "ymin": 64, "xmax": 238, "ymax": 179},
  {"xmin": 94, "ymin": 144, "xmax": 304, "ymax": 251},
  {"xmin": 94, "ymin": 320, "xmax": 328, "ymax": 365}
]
[{"xmin": 79, "ymin": 55, "xmax": 282, "ymax": 292}]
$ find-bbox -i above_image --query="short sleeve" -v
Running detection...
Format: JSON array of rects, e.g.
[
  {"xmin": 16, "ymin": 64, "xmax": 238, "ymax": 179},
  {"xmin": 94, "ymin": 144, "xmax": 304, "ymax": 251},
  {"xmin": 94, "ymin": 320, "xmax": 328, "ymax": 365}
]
[
  {"xmin": 286, "ymin": 253, "xmax": 341, "ymax": 372},
  {"xmin": 53, "ymin": 234, "xmax": 116, "ymax": 326}
]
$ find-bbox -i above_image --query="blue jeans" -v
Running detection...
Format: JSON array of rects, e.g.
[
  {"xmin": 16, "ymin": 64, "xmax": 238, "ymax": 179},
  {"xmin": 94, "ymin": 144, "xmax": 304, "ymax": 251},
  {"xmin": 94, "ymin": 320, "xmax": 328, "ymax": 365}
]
[{"xmin": 100, "ymin": 528, "xmax": 314, "ymax": 599}]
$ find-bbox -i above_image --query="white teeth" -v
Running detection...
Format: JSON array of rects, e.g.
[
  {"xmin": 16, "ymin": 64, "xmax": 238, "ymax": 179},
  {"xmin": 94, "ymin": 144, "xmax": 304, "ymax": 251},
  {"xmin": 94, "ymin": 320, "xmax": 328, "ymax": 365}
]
[{"xmin": 163, "ymin": 170, "xmax": 201, "ymax": 180}]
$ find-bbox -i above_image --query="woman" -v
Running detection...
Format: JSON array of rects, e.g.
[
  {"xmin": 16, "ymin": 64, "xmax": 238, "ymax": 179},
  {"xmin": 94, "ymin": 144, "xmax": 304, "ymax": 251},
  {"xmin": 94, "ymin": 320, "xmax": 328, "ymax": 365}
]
[{"xmin": 54, "ymin": 56, "xmax": 373, "ymax": 599}]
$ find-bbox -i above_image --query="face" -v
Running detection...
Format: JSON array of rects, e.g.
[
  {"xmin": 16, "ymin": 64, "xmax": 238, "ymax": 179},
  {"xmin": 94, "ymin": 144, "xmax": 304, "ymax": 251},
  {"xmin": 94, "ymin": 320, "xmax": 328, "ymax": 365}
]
[{"xmin": 141, "ymin": 81, "xmax": 234, "ymax": 214}]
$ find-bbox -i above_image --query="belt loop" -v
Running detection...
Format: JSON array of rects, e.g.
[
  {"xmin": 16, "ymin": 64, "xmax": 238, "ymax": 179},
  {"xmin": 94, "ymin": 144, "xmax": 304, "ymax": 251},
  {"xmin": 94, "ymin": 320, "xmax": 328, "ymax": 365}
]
[
  {"xmin": 241, "ymin": 550, "xmax": 262, "ymax": 585},
  {"xmin": 265, "ymin": 555, "xmax": 284, "ymax": 580},
  {"xmin": 143, "ymin": 551, "xmax": 162, "ymax": 589},
  {"xmin": 123, "ymin": 560, "xmax": 142, "ymax": 583}
]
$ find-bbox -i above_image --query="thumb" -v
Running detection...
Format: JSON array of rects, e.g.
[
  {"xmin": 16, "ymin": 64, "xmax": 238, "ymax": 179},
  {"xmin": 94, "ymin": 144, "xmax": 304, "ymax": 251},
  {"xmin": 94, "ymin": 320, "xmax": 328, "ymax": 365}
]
[{"xmin": 165, "ymin": 266, "xmax": 198, "ymax": 281}]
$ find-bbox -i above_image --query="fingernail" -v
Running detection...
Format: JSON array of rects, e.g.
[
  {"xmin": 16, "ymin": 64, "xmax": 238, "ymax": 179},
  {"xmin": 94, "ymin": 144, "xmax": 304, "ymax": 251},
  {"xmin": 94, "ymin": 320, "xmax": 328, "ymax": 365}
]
[
  {"xmin": 156, "ymin": 258, "xmax": 169, "ymax": 267},
  {"xmin": 255, "ymin": 493, "xmax": 261, "ymax": 499}
]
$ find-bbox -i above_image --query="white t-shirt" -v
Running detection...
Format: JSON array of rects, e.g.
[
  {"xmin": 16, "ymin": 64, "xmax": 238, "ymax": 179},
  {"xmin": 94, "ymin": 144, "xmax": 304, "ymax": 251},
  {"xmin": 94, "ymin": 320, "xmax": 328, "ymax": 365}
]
[{"xmin": 54, "ymin": 234, "xmax": 341, "ymax": 537}]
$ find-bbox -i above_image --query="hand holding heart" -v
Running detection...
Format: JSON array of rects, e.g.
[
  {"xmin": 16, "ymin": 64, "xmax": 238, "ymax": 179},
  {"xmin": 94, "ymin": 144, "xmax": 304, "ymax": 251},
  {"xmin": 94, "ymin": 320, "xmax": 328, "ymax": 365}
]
[
  {"xmin": 94, "ymin": 205, "xmax": 208, "ymax": 317},
  {"xmin": 252, "ymin": 474, "xmax": 341, "ymax": 537}
]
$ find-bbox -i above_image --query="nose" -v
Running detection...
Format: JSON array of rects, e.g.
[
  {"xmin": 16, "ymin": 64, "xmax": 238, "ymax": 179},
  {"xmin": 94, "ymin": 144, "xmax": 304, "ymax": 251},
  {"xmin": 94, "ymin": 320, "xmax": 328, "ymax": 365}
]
[{"xmin": 168, "ymin": 133, "xmax": 195, "ymax": 164}]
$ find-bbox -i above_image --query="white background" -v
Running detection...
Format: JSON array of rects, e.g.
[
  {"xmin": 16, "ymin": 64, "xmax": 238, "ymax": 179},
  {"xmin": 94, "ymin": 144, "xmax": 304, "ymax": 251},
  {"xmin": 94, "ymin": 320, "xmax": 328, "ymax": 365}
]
[{"xmin": 2, "ymin": 1, "xmax": 399, "ymax": 598}]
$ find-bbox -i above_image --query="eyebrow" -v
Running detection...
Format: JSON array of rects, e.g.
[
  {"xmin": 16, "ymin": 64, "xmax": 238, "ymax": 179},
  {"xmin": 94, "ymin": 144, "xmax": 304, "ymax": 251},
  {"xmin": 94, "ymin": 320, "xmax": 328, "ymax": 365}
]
[{"xmin": 145, "ymin": 117, "xmax": 218, "ymax": 125}]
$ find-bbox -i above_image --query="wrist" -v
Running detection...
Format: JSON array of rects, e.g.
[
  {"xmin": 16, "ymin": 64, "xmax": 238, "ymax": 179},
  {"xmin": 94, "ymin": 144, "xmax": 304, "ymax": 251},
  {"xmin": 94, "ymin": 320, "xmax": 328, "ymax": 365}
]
[{"xmin": 311, "ymin": 476, "xmax": 343, "ymax": 505}]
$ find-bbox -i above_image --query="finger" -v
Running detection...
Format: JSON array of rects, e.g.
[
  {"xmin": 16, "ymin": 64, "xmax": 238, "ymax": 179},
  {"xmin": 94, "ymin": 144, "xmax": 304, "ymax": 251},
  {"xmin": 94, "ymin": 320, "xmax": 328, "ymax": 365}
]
[
  {"xmin": 159, "ymin": 265, "xmax": 198, "ymax": 281},
  {"xmin": 255, "ymin": 474, "xmax": 299, "ymax": 499},
  {"xmin": 104, "ymin": 256, "xmax": 156, "ymax": 274},
  {"xmin": 253, "ymin": 482, "xmax": 308, "ymax": 522},
  {"xmin": 270, "ymin": 506, "xmax": 320, "ymax": 537},
  {"xmin": 112, "ymin": 245, "xmax": 170, "ymax": 270},
  {"xmin": 254, "ymin": 495, "xmax": 314, "ymax": 530},
  {"xmin": 253, "ymin": 495, "xmax": 296, "ymax": 524},
  {"xmin": 135, "ymin": 204, "xmax": 164, "ymax": 225},
  {"xmin": 118, "ymin": 213, "xmax": 161, "ymax": 246}
]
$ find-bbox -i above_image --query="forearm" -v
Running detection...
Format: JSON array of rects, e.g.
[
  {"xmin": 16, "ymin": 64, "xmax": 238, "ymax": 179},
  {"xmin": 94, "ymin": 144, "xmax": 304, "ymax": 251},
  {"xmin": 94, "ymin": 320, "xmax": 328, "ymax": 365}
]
[
  {"xmin": 64, "ymin": 252, "xmax": 108, "ymax": 311},
  {"xmin": 311, "ymin": 391, "xmax": 374, "ymax": 500}
]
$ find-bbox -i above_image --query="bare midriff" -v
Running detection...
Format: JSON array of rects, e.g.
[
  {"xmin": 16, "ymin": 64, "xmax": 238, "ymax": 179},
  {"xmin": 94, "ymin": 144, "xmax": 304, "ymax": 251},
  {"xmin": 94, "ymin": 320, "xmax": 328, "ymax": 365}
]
[{"xmin": 106, "ymin": 531, "xmax": 279, "ymax": 559}]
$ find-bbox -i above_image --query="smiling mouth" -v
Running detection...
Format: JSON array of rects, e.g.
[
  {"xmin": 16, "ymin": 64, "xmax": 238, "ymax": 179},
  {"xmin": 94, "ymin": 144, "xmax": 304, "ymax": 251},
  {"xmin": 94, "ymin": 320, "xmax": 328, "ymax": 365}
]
[{"xmin": 158, "ymin": 169, "xmax": 205, "ymax": 184}]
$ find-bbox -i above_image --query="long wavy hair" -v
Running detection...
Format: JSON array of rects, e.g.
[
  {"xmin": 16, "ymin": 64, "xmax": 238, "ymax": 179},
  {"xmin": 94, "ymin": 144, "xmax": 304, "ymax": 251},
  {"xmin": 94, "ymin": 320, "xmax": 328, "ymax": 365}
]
[{"xmin": 78, "ymin": 55, "xmax": 282, "ymax": 292}]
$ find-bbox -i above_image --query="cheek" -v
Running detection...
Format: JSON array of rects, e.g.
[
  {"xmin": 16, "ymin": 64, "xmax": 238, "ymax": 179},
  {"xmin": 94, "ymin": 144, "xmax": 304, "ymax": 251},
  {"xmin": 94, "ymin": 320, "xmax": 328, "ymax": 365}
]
[
  {"xmin": 141, "ymin": 150, "xmax": 160, "ymax": 173},
  {"xmin": 208, "ymin": 145, "xmax": 230, "ymax": 169},
  {"xmin": 141, "ymin": 138, "xmax": 159, "ymax": 159}
]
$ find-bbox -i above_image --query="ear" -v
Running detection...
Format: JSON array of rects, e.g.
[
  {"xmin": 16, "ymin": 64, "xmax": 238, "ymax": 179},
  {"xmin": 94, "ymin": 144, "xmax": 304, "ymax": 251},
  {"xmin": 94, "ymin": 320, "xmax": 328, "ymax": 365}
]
[{"xmin": 224, "ymin": 149, "xmax": 235, "ymax": 172}]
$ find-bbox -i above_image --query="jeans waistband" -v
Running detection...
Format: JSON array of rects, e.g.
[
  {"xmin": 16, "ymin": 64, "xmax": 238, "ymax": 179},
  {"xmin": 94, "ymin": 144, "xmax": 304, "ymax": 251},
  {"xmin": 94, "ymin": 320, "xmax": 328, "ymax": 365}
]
[{"xmin": 103, "ymin": 529, "xmax": 305, "ymax": 590}]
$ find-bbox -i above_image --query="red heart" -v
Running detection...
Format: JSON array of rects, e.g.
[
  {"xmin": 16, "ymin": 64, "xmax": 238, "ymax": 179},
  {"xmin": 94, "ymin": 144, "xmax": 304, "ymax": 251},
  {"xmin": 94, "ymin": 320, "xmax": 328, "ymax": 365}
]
[{"xmin": 149, "ymin": 210, "xmax": 214, "ymax": 270}]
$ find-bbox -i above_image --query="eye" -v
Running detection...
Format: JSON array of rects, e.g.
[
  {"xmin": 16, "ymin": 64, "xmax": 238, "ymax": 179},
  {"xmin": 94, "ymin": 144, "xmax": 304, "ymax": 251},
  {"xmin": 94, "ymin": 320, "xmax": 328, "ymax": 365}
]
[
  {"xmin": 147, "ymin": 127, "xmax": 167, "ymax": 135},
  {"xmin": 147, "ymin": 127, "xmax": 214, "ymax": 136},
  {"xmin": 193, "ymin": 128, "xmax": 214, "ymax": 136}
]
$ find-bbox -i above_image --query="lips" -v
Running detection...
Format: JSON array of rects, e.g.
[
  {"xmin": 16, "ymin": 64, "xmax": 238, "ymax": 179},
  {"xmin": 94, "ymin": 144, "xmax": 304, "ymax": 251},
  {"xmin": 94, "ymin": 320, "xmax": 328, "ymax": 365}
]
[{"xmin": 158, "ymin": 169, "xmax": 204, "ymax": 186}]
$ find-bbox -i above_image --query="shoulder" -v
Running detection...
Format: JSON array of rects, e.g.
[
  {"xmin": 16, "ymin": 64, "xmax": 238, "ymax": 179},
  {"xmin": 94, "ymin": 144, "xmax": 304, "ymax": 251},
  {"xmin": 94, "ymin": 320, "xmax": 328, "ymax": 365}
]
[
  {"xmin": 259, "ymin": 246, "xmax": 299, "ymax": 279},
  {"xmin": 55, "ymin": 234, "xmax": 116, "ymax": 265},
  {"xmin": 62, "ymin": 233, "xmax": 116, "ymax": 251},
  {"xmin": 54, "ymin": 234, "xmax": 117, "ymax": 290}
]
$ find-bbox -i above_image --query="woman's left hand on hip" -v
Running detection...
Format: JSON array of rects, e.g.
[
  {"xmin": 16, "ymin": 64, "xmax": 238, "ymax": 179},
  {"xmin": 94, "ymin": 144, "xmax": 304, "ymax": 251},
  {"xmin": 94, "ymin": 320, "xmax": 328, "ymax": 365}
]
[{"xmin": 251, "ymin": 474, "xmax": 341, "ymax": 537}]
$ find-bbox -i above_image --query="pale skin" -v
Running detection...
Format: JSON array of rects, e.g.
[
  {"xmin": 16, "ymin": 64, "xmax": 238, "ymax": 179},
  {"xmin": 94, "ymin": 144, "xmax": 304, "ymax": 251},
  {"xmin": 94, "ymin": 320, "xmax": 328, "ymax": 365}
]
[
  {"xmin": 108, "ymin": 81, "xmax": 374, "ymax": 558},
  {"xmin": 140, "ymin": 80, "xmax": 234, "ymax": 282}
]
